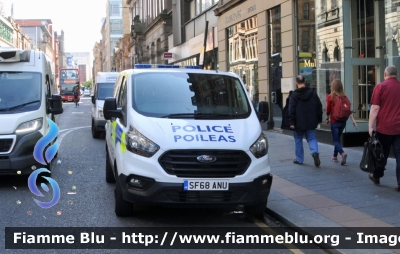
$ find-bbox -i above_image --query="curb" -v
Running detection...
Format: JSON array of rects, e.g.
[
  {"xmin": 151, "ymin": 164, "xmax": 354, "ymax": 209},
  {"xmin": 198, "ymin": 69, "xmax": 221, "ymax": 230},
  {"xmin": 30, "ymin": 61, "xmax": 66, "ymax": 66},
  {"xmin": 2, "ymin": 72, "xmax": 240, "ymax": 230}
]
[{"xmin": 265, "ymin": 207, "xmax": 344, "ymax": 254}]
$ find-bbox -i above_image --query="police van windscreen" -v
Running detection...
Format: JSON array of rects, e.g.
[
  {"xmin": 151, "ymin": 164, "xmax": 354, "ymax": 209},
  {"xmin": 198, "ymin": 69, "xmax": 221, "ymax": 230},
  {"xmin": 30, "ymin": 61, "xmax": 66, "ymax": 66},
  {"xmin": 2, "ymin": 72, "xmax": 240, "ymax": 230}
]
[
  {"xmin": 0, "ymin": 72, "xmax": 41, "ymax": 113},
  {"xmin": 97, "ymin": 83, "xmax": 115, "ymax": 100},
  {"xmin": 132, "ymin": 72, "xmax": 251, "ymax": 119}
]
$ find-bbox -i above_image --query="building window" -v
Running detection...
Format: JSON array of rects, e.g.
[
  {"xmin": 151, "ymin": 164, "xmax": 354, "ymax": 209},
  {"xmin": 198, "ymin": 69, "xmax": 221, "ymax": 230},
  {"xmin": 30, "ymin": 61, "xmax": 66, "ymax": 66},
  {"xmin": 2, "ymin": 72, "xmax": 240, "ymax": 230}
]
[
  {"xmin": 110, "ymin": 21, "xmax": 122, "ymax": 34},
  {"xmin": 111, "ymin": 4, "xmax": 120, "ymax": 16},
  {"xmin": 303, "ymin": 2, "xmax": 309, "ymax": 20},
  {"xmin": 302, "ymin": 31, "xmax": 309, "ymax": 52},
  {"xmin": 229, "ymin": 43, "xmax": 232, "ymax": 62},
  {"xmin": 321, "ymin": 0, "xmax": 326, "ymax": 13},
  {"xmin": 275, "ymin": 33, "xmax": 280, "ymax": 49},
  {"xmin": 241, "ymin": 39, "xmax": 246, "ymax": 59},
  {"xmin": 195, "ymin": 0, "xmax": 215, "ymax": 15}
]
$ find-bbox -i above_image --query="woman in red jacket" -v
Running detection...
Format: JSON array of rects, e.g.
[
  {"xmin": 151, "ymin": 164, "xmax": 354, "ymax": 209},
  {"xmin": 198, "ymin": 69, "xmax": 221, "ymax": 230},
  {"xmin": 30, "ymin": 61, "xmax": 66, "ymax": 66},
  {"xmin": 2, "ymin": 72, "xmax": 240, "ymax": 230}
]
[{"xmin": 326, "ymin": 80, "xmax": 358, "ymax": 165}]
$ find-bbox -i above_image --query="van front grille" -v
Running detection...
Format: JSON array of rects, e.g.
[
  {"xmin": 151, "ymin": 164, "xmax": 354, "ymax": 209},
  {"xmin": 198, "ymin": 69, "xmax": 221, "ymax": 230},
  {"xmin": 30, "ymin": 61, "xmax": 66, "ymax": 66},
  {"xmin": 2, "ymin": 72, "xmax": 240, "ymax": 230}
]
[
  {"xmin": 0, "ymin": 139, "xmax": 13, "ymax": 153},
  {"xmin": 158, "ymin": 150, "xmax": 251, "ymax": 178}
]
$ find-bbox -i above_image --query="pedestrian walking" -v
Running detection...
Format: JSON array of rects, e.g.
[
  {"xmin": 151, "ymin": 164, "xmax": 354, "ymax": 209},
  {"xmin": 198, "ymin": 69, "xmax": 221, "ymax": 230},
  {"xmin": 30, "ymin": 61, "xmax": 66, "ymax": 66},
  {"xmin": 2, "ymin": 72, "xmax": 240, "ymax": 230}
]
[
  {"xmin": 289, "ymin": 75, "xmax": 323, "ymax": 167},
  {"xmin": 368, "ymin": 65, "xmax": 400, "ymax": 191},
  {"xmin": 73, "ymin": 86, "xmax": 80, "ymax": 107},
  {"xmin": 326, "ymin": 79, "xmax": 358, "ymax": 165}
]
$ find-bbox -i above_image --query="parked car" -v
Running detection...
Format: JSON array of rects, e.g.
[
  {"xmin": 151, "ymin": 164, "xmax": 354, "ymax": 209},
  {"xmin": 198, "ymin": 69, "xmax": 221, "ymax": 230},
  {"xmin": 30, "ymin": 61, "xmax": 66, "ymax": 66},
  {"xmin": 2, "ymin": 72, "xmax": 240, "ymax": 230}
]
[{"xmin": 84, "ymin": 89, "xmax": 91, "ymax": 97}]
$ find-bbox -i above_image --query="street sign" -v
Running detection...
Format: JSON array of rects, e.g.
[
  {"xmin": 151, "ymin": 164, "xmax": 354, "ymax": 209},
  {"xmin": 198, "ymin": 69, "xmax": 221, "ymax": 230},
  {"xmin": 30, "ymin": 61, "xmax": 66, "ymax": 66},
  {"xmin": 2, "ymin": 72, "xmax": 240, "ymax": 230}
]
[{"xmin": 163, "ymin": 52, "xmax": 173, "ymax": 59}]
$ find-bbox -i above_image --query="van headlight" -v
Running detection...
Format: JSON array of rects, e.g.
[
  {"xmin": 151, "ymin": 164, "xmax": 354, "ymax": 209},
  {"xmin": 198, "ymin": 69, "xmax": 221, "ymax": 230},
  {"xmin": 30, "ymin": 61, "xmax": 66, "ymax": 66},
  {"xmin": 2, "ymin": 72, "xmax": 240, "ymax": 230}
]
[
  {"xmin": 125, "ymin": 126, "xmax": 160, "ymax": 157},
  {"xmin": 249, "ymin": 133, "xmax": 268, "ymax": 158},
  {"xmin": 98, "ymin": 107, "xmax": 103, "ymax": 118},
  {"xmin": 15, "ymin": 118, "xmax": 43, "ymax": 134}
]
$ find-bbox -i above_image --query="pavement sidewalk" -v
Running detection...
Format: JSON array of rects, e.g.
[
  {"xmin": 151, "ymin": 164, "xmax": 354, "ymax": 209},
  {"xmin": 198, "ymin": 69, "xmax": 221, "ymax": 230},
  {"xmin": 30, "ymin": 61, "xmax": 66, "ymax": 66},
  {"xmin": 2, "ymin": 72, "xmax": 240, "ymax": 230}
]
[{"xmin": 264, "ymin": 130, "xmax": 400, "ymax": 254}]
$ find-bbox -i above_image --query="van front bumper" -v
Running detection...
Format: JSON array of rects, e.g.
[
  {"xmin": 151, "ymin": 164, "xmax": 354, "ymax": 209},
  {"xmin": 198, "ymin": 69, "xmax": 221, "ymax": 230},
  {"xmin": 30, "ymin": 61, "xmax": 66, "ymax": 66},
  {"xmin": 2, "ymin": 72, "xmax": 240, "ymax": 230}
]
[
  {"xmin": 118, "ymin": 173, "xmax": 273, "ymax": 207},
  {"xmin": 0, "ymin": 131, "xmax": 44, "ymax": 175}
]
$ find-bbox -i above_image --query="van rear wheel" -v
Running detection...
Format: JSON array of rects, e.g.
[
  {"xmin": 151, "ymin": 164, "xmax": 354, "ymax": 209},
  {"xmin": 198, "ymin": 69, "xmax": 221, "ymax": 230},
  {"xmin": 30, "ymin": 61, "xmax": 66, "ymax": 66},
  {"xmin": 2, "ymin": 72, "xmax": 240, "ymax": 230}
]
[{"xmin": 114, "ymin": 178, "xmax": 134, "ymax": 217}]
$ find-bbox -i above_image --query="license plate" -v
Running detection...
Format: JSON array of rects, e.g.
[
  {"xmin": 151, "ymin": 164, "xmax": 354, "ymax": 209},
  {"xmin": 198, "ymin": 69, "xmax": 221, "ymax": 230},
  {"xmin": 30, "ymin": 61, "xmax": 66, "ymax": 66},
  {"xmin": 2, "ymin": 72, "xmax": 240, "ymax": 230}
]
[{"xmin": 183, "ymin": 180, "xmax": 229, "ymax": 191}]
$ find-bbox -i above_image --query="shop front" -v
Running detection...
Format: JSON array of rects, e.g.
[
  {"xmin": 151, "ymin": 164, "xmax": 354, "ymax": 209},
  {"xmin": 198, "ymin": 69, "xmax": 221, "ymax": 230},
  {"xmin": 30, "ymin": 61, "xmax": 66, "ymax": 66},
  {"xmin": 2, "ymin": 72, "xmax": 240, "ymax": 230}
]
[
  {"xmin": 216, "ymin": 0, "xmax": 295, "ymax": 130},
  {"xmin": 300, "ymin": 0, "xmax": 394, "ymax": 146},
  {"xmin": 168, "ymin": 27, "xmax": 218, "ymax": 69},
  {"xmin": 217, "ymin": 0, "xmax": 400, "ymax": 146}
]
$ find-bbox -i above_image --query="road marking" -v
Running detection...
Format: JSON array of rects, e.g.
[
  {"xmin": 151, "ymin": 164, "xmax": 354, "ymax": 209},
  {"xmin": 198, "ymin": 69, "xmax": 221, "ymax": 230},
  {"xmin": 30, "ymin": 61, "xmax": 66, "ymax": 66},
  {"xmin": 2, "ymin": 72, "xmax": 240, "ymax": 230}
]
[
  {"xmin": 72, "ymin": 112, "xmax": 84, "ymax": 114},
  {"xmin": 58, "ymin": 126, "xmax": 91, "ymax": 146},
  {"xmin": 250, "ymin": 216, "xmax": 304, "ymax": 254}
]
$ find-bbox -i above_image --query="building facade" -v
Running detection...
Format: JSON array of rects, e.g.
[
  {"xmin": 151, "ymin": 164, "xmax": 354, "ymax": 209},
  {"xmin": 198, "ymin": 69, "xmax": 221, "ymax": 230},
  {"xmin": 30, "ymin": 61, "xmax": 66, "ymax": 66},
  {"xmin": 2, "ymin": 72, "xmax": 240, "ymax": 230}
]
[
  {"xmin": 67, "ymin": 52, "xmax": 92, "ymax": 82},
  {"xmin": 92, "ymin": 40, "xmax": 103, "ymax": 83},
  {"xmin": 167, "ymin": 0, "xmax": 218, "ymax": 69},
  {"xmin": 214, "ymin": 0, "xmax": 400, "ymax": 146},
  {"xmin": 0, "ymin": 15, "xmax": 31, "ymax": 49},
  {"xmin": 104, "ymin": 0, "xmax": 125, "ymax": 71},
  {"xmin": 113, "ymin": 1, "xmax": 132, "ymax": 72},
  {"xmin": 127, "ymin": 0, "xmax": 172, "ymax": 66}
]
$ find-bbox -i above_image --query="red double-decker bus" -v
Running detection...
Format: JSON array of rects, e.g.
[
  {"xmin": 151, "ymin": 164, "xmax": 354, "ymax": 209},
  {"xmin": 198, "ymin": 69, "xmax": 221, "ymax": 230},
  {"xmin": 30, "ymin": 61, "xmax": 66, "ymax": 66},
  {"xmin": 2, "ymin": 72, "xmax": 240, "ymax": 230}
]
[{"xmin": 59, "ymin": 68, "xmax": 80, "ymax": 102}]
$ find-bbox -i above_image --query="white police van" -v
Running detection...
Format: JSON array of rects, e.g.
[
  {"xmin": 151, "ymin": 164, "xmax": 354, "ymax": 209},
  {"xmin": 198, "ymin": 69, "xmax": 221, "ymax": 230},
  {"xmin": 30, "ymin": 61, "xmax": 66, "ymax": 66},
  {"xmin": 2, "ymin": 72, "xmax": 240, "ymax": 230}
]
[
  {"xmin": 91, "ymin": 72, "xmax": 119, "ymax": 138},
  {"xmin": 104, "ymin": 64, "xmax": 272, "ymax": 217},
  {"xmin": 0, "ymin": 47, "xmax": 63, "ymax": 175}
]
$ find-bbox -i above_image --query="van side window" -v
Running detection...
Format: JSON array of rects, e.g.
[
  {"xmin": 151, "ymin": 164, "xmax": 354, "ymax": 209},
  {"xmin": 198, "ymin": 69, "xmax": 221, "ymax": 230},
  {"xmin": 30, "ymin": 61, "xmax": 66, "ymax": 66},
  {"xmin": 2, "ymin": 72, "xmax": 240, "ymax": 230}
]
[
  {"xmin": 116, "ymin": 77, "xmax": 127, "ymax": 126},
  {"xmin": 113, "ymin": 76, "xmax": 123, "ymax": 98},
  {"xmin": 115, "ymin": 77, "xmax": 125, "ymax": 107}
]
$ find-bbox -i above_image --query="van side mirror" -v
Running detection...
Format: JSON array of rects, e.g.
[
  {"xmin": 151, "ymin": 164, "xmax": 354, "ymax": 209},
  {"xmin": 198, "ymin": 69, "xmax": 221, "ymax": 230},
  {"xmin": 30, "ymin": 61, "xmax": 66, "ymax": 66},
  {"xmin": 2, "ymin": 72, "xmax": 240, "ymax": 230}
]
[
  {"xmin": 91, "ymin": 95, "xmax": 95, "ymax": 104},
  {"xmin": 48, "ymin": 94, "xmax": 63, "ymax": 115},
  {"xmin": 256, "ymin": 101, "xmax": 269, "ymax": 123},
  {"xmin": 103, "ymin": 97, "xmax": 122, "ymax": 120}
]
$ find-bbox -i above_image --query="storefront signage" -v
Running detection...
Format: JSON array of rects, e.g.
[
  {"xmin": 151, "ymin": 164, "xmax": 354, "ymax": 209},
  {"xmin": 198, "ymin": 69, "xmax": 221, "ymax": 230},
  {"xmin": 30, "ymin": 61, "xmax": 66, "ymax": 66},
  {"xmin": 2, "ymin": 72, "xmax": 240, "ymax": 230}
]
[
  {"xmin": 225, "ymin": 5, "xmax": 257, "ymax": 24},
  {"xmin": 164, "ymin": 52, "xmax": 173, "ymax": 59},
  {"xmin": 304, "ymin": 59, "xmax": 317, "ymax": 68},
  {"xmin": 189, "ymin": 34, "xmax": 205, "ymax": 56}
]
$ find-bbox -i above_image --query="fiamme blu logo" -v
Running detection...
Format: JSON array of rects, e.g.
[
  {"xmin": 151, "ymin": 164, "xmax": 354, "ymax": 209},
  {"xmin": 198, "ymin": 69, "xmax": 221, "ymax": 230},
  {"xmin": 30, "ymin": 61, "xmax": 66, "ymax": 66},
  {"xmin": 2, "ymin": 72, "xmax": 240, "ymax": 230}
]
[{"xmin": 28, "ymin": 117, "xmax": 60, "ymax": 208}]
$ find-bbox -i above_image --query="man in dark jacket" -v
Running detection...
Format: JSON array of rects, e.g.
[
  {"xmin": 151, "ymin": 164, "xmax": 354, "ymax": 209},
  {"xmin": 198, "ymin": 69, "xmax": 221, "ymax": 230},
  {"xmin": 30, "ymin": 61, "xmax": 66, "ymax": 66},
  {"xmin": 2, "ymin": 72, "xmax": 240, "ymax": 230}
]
[{"xmin": 289, "ymin": 75, "xmax": 323, "ymax": 167}]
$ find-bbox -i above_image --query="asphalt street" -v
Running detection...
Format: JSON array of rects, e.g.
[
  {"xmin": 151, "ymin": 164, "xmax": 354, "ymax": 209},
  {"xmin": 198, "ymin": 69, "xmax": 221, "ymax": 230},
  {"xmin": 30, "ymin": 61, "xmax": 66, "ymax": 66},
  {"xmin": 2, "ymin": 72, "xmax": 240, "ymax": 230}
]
[{"xmin": 0, "ymin": 97, "xmax": 326, "ymax": 254}]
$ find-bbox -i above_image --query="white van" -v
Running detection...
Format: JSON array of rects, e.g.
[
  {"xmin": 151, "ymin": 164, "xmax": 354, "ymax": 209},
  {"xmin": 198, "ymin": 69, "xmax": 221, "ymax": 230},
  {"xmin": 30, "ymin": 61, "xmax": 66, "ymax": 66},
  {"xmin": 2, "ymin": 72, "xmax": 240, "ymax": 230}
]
[
  {"xmin": 91, "ymin": 72, "xmax": 119, "ymax": 138},
  {"xmin": 0, "ymin": 47, "xmax": 63, "ymax": 175},
  {"xmin": 103, "ymin": 64, "xmax": 272, "ymax": 218}
]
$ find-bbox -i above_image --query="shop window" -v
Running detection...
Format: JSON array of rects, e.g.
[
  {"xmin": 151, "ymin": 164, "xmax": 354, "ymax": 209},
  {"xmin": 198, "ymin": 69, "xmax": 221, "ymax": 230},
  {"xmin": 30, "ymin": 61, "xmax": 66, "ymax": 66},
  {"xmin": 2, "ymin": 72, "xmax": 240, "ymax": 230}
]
[{"xmin": 227, "ymin": 16, "xmax": 258, "ymax": 101}]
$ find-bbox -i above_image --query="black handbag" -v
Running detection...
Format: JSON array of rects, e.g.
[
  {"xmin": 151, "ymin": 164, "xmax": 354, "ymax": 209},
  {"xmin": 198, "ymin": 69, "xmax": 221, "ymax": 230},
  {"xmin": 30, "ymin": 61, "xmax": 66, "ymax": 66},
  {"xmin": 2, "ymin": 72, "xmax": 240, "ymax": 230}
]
[{"xmin": 360, "ymin": 131, "xmax": 385, "ymax": 173}]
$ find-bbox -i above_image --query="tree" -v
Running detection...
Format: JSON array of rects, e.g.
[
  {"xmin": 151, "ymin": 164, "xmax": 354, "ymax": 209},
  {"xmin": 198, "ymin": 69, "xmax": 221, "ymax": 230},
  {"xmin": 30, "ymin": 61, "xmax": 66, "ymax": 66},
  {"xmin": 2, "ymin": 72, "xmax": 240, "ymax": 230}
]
[{"xmin": 83, "ymin": 80, "xmax": 93, "ymax": 89}]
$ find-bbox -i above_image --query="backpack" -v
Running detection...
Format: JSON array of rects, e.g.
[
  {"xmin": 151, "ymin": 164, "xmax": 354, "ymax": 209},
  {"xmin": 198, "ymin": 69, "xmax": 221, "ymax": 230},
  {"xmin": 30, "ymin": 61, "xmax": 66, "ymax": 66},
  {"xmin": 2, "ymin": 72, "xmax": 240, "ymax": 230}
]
[{"xmin": 332, "ymin": 96, "xmax": 352, "ymax": 121}]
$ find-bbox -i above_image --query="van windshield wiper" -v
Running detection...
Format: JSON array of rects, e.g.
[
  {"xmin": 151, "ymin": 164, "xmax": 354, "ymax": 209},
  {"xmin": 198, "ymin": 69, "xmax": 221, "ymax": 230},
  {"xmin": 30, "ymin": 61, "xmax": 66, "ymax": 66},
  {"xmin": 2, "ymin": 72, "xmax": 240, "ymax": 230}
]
[
  {"xmin": 160, "ymin": 113, "xmax": 233, "ymax": 119},
  {"xmin": 5, "ymin": 100, "xmax": 40, "ymax": 111}
]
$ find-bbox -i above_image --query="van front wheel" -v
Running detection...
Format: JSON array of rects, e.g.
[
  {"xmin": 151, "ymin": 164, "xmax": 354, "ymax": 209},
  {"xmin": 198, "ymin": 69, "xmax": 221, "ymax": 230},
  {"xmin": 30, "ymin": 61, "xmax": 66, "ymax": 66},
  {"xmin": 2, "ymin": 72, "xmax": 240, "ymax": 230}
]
[
  {"xmin": 244, "ymin": 200, "xmax": 267, "ymax": 219},
  {"xmin": 114, "ymin": 178, "xmax": 134, "ymax": 217},
  {"xmin": 105, "ymin": 150, "xmax": 115, "ymax": 183},
  {"xmin": 91, "ymin": 121, "xmax": 101, "ymax": 139}
]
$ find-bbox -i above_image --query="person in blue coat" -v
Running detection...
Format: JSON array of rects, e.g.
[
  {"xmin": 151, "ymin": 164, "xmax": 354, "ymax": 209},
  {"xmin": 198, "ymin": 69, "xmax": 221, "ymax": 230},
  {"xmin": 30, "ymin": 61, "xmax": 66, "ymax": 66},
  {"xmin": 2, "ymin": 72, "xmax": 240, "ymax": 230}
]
[{"xmin": 289, "ymin": 75, "xmax": 323, "ymax": 167}]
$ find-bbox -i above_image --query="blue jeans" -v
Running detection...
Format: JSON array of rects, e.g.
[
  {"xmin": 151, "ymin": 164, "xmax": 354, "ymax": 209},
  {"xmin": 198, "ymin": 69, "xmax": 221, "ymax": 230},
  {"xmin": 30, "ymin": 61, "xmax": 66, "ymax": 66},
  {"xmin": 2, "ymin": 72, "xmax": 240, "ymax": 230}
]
[
  {"xmin": 330, "ymin": 121, "xmax": 346, "ymax": 157},
  {"xmin": 293, "ymin": 129, "xmax": 319, "ymax": 163},
  {"xmin": 373, "ymin": 132, "xmax": 400, "ymax": 185}
]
